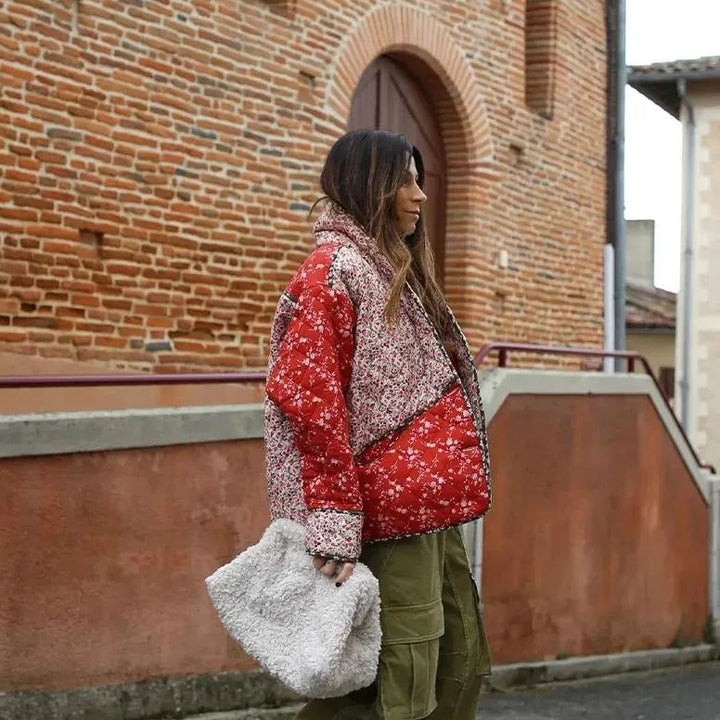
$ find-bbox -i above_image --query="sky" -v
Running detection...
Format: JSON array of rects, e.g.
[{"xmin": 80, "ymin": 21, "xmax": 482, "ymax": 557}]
[{"xmin": 625, "ymin": 0, "xmax": 720, "ymax": 291}]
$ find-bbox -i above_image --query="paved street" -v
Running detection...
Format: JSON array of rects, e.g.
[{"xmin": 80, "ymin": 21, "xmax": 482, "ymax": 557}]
[{"xmin": 479, "ymin": 662, "xmax": 720, "ymax": 719}]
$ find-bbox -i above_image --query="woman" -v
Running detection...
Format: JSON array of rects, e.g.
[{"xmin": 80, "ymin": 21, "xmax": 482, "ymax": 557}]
[{"xmin": 264, "ymin": 129, "xmax": 492, "ymax": 720}]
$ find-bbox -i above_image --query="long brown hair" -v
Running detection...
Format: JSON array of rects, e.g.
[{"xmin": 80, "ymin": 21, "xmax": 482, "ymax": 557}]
[{"xmin": 317, "ymin": 130, "xmax": 448, "ymax": 333}]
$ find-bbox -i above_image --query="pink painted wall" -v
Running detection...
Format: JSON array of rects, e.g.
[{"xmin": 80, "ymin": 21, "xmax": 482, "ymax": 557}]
[
  {"xmin": 0, "ymin": 392, "xmax": 711, "ymax": 692},
  {"xmin": 0, "ymin": 352, "xmax": 265, "ymax": 413},
  {"xmin": 0, "ymin": 439, "xmax": 267, "ymax": 691},
  {"xmin": 483, "ymin": 394, "xmax": 709, "ymax": 664}
]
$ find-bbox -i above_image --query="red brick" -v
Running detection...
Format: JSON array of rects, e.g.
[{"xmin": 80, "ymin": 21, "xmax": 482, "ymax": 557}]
[
  {"xmin": 0, "ymin": 330, "xmax": 27, "ymax": 342},
  {"xmin": 0, "ymin": 208, "xmax": 38, "ymax": 221},
  {"xmin": 71, "ymin": 294, "xmax": 100, "ymax": 308},
  {"xmin": 13, "ymin": 196, "xmax": 54, "ymax": 210},
  {"xmin": 0, "ymin": 299, "xmax": 20, "ymax": 313},
  {"xmin": 0, "ymin": 63, "xmax": 33, "ymax": 83},
  {"xmin": 93, "ymin": 336, "xmax": 127, "ymax": 348}
]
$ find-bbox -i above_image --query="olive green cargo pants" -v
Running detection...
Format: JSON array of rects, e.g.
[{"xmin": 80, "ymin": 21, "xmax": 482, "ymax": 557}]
[{"xmin": 295, "ymin": 526, "xmax": 491, "ymax": 720}]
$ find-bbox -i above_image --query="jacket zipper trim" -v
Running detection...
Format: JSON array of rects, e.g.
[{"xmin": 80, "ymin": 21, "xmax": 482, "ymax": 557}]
[
  {"xmin": 401, "ymin": 281, "xmax": 493, "ymax": 507},
  {"xmin": 353, "ymin": 377, "xmax": 458, "ymax": 459}
]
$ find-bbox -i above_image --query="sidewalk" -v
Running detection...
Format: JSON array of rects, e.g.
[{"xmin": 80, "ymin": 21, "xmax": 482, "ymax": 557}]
[
  {"xmin": 3, "ymin": 650, "xmax": 718, "ymax": 720},
  {"xmin": 479, "ymin": 661, "xmax": 720, "ymax": 719},
  {"xmin": 176, "ymin": 661, "xmax": 720, "ymax": 720}
]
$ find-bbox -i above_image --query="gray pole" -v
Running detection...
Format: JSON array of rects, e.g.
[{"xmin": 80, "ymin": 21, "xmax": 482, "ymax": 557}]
[
  {"xmin": 711, "ymin": 479, "xmax": 720, "ymax": 642},
  {"xmin": 613, "ymin": 0, "xmax": 627, "ymax": 370},
  {"xmin": 678, "ymin": 78, "xmax": 695, "ymax": 432}
]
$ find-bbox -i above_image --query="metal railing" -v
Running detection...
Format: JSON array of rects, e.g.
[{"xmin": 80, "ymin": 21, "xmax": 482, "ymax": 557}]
[
  {"xmin": 0, "ymin": 371, "xmax": 266, "ymax": 389},
  {"xmin": 475, "ymin": 342, "xmax": 648, "ymax": 372},
  {"xmin": 1, "ymin": 342, "xmax": 714, "ymax": 475},
  {"xmin": 475, "ymin": 342, "xmax": 716, "ymax": 475}
]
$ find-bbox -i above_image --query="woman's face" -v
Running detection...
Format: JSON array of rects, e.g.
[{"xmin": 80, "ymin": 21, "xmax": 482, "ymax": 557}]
[{"xmin": 392, "ymin": 156, "xmax": 427, "ymax": 238}]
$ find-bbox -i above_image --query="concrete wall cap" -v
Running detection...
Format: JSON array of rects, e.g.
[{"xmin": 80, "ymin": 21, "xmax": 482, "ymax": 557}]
[{"xmin": 0, "ymin": 403, "xmax": 264, "ymax": 458}]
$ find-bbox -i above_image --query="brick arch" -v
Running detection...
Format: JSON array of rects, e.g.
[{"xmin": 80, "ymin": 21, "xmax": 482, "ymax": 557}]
[
  {"xmin": 323, "ymin": 4, "xmax": 494, "ymax": 169},
  {"xmin": 322, "ymin": 4, "xmax": 496, "ymax": 341}
]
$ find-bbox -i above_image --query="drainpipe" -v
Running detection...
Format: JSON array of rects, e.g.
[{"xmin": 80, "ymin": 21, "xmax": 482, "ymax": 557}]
[
  {"xmin": 473, "ymin": 517, "xmax": 484, "ymax": 601},
  {"xmin": 711, "ymin": 478, "xmax": 720, "ymax": 643},
  {"xmin": 678, "ymin": 78, "xmax": 695, "ymax": 433},
  {"xmin": 603, "ymin": 243, "xmax": 615, "ymax": 373},
  {"xmin": 612, "ymin": 0, "xmax": 627, "ymax": 371}
]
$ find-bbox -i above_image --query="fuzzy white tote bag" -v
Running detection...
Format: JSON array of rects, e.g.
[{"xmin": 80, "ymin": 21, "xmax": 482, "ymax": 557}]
[{"xmin": 205, "ymin": 518, "xmax": 381, "ymax": 698}]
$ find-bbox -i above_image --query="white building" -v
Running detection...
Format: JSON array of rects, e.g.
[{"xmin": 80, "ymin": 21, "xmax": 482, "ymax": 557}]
[{"xmin": 629, "ymin": 57, "xmax": 720, "ymax": 472}]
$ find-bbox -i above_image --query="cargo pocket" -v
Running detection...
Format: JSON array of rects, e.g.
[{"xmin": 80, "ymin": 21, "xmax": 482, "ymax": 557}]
[{"xmin": 375, "ymin": 598, "xmax": 444, "ymax": 720}]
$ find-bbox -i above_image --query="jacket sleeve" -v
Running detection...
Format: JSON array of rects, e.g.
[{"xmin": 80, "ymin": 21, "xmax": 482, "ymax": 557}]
[{"xmin": 265, "ymin": 280, "xmax": 362, "ymax": 562}]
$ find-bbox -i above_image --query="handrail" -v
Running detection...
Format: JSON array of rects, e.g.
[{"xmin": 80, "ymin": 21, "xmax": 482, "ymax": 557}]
[
  {"xmin": 0, "ymin": 371, "xmax": 266, "ymax": 389},
  {"xmin": 0, "ymin": 343, "xmax": 715, "ymax": 475},
  {"xmin": 475, "ymin": 342, "xmax": 648, "ymax": 372},
  {"xmin": 475, "ymin": 342, "xmax": 716, "ymax": 475}
]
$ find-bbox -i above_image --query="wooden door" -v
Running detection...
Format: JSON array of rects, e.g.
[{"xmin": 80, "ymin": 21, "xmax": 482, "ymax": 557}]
[{"xmin": 348, "ymin": 55, "xmax": 447, "ymax": 283}]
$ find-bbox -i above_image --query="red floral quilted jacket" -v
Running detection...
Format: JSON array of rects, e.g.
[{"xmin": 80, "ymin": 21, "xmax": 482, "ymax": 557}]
[{"xmin": 264, "ymin": 204, "xmax": 491, "ymax": 561}]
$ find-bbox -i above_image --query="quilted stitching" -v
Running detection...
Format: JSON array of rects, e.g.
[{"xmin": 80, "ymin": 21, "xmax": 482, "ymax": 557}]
[{"xmin": 264, "ymin": 206, "xmax": 491, "ymax": 560}]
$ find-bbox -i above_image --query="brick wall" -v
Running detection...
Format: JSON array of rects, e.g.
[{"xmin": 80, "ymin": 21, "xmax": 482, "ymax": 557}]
[{"xmin": 0, "ymin": 0, "xmax": 607, "ymax": 374}]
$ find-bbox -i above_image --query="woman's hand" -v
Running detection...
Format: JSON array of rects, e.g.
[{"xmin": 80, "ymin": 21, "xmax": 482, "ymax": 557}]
[{"xmin": 313, "ymin": 556, "xmax": 355, "ymax": 586}]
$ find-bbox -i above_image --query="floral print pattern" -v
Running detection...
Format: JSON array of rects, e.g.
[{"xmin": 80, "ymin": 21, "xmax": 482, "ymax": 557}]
[
  {"xmin": 305, "ymin": 509, "xmax": 364, "ymax": 563},
  {"xmin": 264, "ymin": 205, "xmax": 492, "ymax": 561},
  {"xmin": 357, "ymin": 383, "xmax": 490, "ymax": 541}
]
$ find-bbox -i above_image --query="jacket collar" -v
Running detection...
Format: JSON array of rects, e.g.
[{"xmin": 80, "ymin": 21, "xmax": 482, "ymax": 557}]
[
  {"xmin": 313, "ymin": 203, "xmax": 396, "ymax": 281},
  {"xmin": 313, "ymin": 202, "xmax": 444, "ymax": 327}
]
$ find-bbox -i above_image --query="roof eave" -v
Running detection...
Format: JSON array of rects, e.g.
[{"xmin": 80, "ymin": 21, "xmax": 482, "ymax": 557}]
[{"xmin": 627, "ymin": 69, "xmax": 720, "ymax": 119}]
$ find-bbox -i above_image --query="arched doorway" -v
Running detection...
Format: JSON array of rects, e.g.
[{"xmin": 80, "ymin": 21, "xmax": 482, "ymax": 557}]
[{"xmin": 348, "ymin": 55, "xmax": 447, "ymax": 283}]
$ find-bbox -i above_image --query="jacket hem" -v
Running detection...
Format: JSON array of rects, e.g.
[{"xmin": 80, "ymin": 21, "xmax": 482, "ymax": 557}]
[
  {"xmin": 309, "ymin": 506, "xmax": 363, "ymax": 515},
  {"xmin": 306, "ymin": 550, "xmax": 358, "ymax": 563},
  {"xmin": 362, "ymin": 510, "xmax": 489, "ymax": 546}
]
